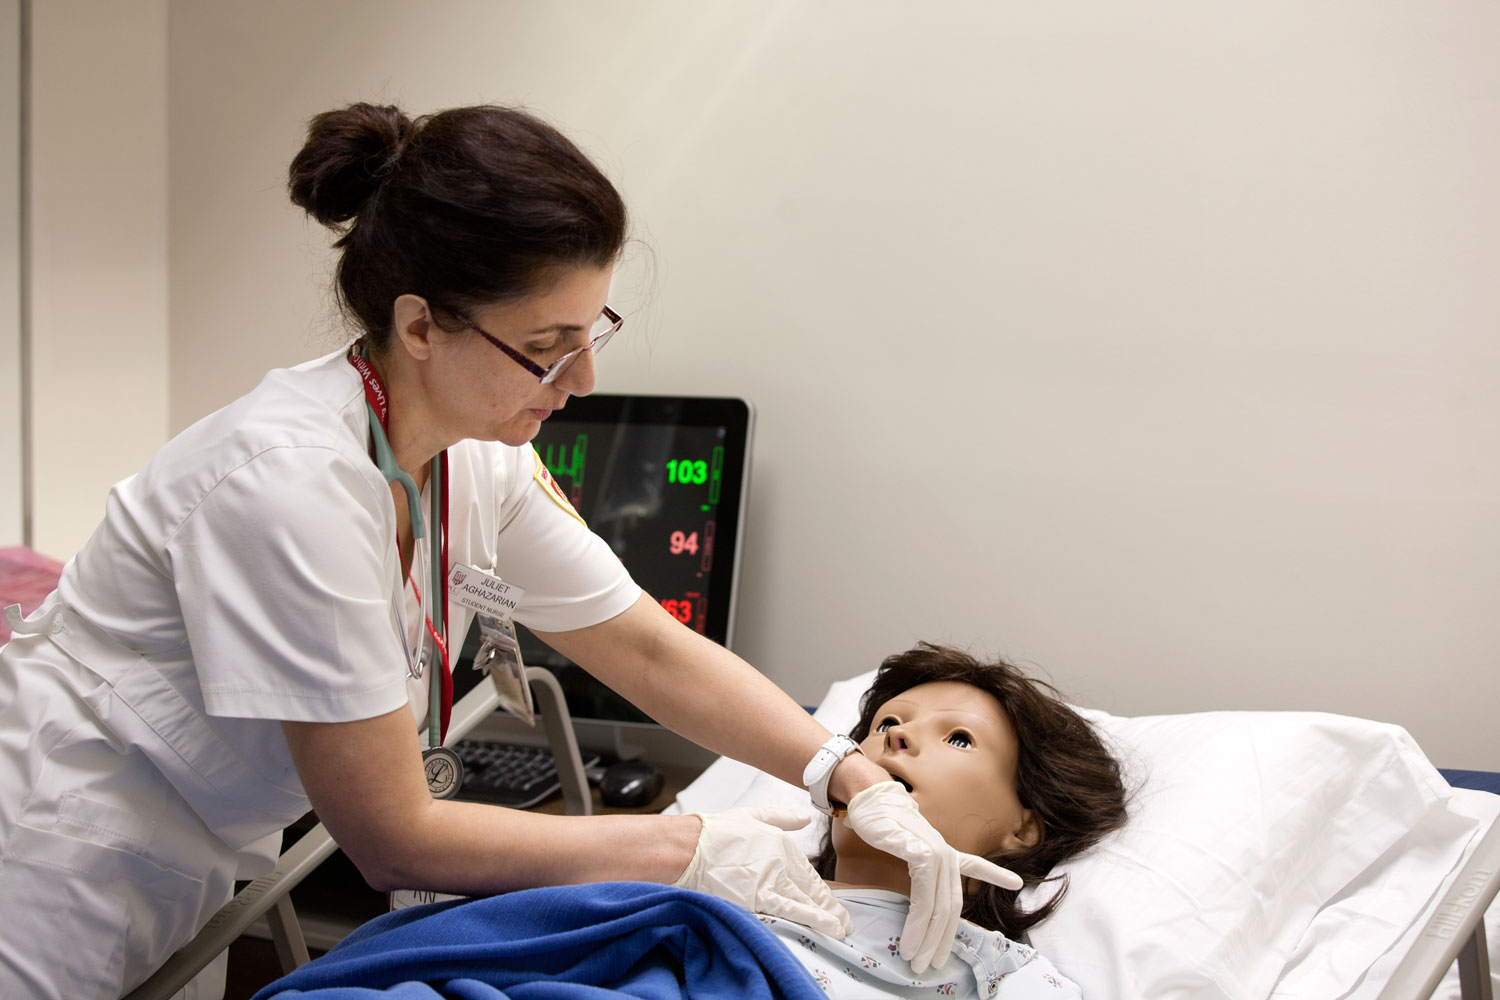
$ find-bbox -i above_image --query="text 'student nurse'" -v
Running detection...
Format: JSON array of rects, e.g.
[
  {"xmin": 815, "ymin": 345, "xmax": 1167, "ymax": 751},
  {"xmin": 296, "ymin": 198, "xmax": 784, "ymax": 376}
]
[{"xmin": 0, "ymin": 102, "xmax": 1017, "ymax": 998}]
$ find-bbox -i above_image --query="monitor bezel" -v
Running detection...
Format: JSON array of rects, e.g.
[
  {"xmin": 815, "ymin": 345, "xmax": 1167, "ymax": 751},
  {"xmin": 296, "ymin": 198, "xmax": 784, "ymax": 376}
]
[
  {"xmin": 540, "ymin": 392, "xmax": 754, "ymax": 654},
  {"xmin": 463, "ymin": 392, "xmax": 755, "ymax": 734}
]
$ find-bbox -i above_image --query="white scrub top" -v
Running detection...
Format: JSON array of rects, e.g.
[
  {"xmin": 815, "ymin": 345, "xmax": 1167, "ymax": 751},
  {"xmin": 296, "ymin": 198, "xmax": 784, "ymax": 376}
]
[{"xmin": 0, "ymin": 350, "xmax": 640, "ymax": 997}]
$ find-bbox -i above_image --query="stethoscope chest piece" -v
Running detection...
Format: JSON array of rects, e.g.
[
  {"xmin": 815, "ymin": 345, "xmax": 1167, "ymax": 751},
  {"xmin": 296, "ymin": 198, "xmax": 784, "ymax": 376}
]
[{"xmin": 422, "ymin": 746, "xmax": 464, "ymax": 799}]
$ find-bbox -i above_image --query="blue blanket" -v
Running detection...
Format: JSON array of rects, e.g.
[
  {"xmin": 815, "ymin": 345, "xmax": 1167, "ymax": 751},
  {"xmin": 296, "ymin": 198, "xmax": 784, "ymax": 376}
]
[{"xmin": 252, "ymin": 882, "xmax": 824, "ymax": 1000}]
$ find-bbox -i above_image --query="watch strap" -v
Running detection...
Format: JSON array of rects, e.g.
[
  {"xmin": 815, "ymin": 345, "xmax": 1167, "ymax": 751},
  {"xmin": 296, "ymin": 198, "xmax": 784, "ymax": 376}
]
[{"xmin": 803, "ymin": 734, "xmax": 862, "ymax": 815}]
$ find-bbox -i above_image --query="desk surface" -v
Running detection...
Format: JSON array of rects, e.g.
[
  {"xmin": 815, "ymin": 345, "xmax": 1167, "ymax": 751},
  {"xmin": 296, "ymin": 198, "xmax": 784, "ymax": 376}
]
[{"xmin": 530, "ymin": 760, "xmax": 702, "ymax": 816}]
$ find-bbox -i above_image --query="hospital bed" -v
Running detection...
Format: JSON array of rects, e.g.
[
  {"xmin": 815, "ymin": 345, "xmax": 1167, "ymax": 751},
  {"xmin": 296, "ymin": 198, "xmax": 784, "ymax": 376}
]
[{"xmin": 143, "ymin": 669, "xmax": 1498, "ymax": 1000}]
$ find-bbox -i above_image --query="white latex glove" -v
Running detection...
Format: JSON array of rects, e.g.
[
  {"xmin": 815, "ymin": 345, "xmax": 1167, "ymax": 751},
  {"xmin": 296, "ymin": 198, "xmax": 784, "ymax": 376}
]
[
  {"xmin": 672, "ymin": 806, "xmax": 854, "ymax": 938},
  {"xmin": 843, "ymin": 780, "xmax": 1023, "ymax": 974}
]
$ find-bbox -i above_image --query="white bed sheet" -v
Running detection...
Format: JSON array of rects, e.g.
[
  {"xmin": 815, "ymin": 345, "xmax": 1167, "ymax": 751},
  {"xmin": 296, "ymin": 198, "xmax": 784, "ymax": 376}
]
[
  {"xmin": 668, "ymin": 670, "xmax": 1500, "ymax": 999},
  {"xmin": 1337, "ymin": 787, "xmax": 1499, "ymax": 1000}
]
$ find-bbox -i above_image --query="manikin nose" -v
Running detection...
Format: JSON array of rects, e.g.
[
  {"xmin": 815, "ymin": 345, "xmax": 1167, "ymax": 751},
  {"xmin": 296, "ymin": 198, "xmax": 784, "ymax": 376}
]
[{"xmin": 886, "ymin": 727, "xmax": 912, "ymax": 753}]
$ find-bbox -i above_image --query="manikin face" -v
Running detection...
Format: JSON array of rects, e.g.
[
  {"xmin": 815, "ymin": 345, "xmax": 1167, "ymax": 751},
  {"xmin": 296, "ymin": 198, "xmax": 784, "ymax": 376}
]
[
  {"xmin": 834, "ymin": 681, "xmax": 1037, "ymax": 861},
  {"xmin": 419, "ymin": 265, "xmax": 612, "ymax": 448}
]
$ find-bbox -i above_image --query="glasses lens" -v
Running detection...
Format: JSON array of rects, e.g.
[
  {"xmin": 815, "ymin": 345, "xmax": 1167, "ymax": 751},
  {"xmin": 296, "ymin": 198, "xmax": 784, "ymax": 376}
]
[
  {"xmin": 540, "ymin": 310, "xmax": 619, "ymax": 384},
  {"xmin": 589, "ymin": 322, "xmax": 618, "ymax": 357},
  {"xmin": 593, "ymin": 308, "xmax": 622, "ymax": 344},
  {"xmin": 540, "ymin": 353, "xmax": 571, "ymax": 385}
]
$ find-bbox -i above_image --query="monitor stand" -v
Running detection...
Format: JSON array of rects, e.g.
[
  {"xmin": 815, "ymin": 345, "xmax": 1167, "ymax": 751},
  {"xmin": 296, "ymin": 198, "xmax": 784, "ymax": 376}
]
[
  {"xmin": 465, "ymin": 696, "xmax": 647, "ymax": 762},
  {"xmin": 571, "ymin": 719, "xmax": 647, "ymax": 761}
]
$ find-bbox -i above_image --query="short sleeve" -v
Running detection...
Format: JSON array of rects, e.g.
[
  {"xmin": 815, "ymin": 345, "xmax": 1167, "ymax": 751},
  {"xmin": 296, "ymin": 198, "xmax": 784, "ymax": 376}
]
[
  {"xmin": 166, "ymin": 445, "xmax": 411, "ymax": 722},
  {"xmin": 492, "ymin": 447, "xmax": 641, "ymax": 633}
]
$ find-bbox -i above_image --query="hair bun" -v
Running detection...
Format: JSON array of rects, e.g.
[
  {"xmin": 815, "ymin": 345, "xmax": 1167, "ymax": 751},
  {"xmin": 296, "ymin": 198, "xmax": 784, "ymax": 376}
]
[{"xmin": 287, "ymin": 102, "xmax": 413, "ymax": 226}]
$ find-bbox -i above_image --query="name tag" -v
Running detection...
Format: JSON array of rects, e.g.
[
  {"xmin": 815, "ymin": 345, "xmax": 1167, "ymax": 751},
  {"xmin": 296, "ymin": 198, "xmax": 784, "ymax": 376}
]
[
  {"xmin": 448, "ymin": 564, "xmax": 524, "ymax": 623},
  {"xmin": 449, "ymin": 563, "xmax": 535, "ymax": 725},
  {"xmin": 390, "ymin": 888, "xmax": 465, "ymax": 911}
]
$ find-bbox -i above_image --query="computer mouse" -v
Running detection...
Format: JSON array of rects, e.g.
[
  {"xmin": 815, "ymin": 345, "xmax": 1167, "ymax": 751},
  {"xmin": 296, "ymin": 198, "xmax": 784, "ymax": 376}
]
[{"xmin": 600, "ymin": 760, "xmax": 665, "ymax": 809}]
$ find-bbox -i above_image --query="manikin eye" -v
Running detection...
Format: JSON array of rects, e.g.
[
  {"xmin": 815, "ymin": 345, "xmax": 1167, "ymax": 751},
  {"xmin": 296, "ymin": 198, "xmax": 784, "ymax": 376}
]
[
  {"xmin": 947, "ymin": 731, "xmax": 974, "ymax": 749},
  {"xmin": 875, "ymin": 716, "xmax": 899, "ymax": 732}
]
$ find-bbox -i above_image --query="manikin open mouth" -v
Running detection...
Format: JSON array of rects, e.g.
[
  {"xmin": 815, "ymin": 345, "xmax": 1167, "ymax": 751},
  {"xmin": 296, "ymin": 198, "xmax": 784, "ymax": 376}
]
[{"xmin": 891, "ymin": 775, "xmax": 914, "ymax": 793}]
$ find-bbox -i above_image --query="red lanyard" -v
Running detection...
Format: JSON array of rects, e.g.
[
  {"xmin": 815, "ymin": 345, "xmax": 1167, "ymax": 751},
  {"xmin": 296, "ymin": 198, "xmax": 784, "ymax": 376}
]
[{"xmin": 349, "ymin": 346, "xmax": 453, "ymax": 741}]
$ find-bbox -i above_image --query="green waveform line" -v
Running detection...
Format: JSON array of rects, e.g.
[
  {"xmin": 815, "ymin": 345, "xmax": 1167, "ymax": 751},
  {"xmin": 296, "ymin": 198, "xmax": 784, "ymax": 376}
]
[{"xmin": 542, "ymin": 434, "xmax": 588, "ymax": 489}]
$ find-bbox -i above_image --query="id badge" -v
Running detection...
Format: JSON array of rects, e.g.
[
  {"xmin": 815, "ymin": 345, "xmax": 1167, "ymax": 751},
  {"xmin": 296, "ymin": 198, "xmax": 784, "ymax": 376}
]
[
  {"xmin": 390, "ymin": 888, "xmax": 465, "ymax": 911},
  {"xmin": 448, "ymin": 564, "xmax": 535, "ymax": 726}
]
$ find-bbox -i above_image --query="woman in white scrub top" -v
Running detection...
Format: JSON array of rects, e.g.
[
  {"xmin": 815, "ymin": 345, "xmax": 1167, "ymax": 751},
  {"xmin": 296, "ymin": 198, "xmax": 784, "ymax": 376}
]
[{"xmin": 0, "ymin": 102, "xmax": 1012, "ymax": 998}]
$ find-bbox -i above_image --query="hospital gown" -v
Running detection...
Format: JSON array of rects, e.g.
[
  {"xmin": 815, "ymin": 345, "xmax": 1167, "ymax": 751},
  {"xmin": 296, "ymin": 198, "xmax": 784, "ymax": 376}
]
[{"xmin": 763, "ymin": 888, "xmax": 1081, "ymax": 998}]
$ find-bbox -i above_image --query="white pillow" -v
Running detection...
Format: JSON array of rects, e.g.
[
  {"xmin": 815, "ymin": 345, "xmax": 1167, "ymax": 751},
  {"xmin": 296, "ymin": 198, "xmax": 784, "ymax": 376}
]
[
  {"xmin": 1270, "ymin": 786, "xmax": 1497, "ymax": 999},
  {"xmin": 1024, "ymin": 708, "xmax": 1476, "ymax": 1000}
]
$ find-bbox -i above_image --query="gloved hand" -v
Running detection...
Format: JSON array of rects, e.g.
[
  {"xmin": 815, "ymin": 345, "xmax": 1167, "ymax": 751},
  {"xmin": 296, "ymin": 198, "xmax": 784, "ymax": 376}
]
[
  {"xmin": 843, "ymin": 780, "xmax": 1023, "ymax": 974},
  {"xmin": 673, "ymin": 806, "xmax": 853, "ymax": 938}
]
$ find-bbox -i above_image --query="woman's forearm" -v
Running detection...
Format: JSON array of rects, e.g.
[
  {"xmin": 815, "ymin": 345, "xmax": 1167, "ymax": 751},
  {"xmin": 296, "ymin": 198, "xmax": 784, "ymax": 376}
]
[
  {"xmin": 285, "ymin": 708, "xmax": 705, "ymax": 895},
  {"xmin": 379, "ymin": 801, "xmax": 705, "ymax": 894},
  {"xmin": 535, "ymin": 594, "xmax": 889, "ymax": 801}
]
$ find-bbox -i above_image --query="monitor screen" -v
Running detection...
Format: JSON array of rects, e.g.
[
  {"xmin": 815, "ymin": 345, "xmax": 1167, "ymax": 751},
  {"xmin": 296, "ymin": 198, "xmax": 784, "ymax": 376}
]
[{"xmin": 455, "ymin": 394, "xmax": 754, "ymax": 729}]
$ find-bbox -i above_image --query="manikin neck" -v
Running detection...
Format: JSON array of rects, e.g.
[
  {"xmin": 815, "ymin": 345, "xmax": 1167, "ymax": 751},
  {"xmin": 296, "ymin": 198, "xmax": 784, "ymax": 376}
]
[{"xmin": 831, "ymin": 825, "xmax": 913, "ymax": 896}]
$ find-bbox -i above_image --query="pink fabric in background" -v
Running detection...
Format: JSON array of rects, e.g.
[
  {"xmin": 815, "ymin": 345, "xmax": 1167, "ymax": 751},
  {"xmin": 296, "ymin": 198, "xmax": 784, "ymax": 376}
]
[{"xmin": 0, "ymin": 546, "xmax": 65, "ymax": 644}]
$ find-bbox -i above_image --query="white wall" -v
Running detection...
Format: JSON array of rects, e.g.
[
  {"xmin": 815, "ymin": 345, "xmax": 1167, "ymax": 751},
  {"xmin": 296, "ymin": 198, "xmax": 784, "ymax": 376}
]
[
  {"xmin": 28, "ymin": 0, "xmax": 169, "ymax": 558},
  {"xmin": 164, "ymin": 2, "xmax": 1499, "ymax": 769},
  {"xmin": 0, "ymin": 0, "xmax": 22, "ymax": 547}
]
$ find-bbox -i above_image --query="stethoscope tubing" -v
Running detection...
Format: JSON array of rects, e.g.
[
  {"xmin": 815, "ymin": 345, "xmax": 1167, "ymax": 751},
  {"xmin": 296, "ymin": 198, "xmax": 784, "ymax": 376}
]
[
  {"xmin": 347, "ymin": 344, "xmax": 454, "ymax": 765},
  {"xmin": 369, "ymin": 402, "xmax": 446, "ymax": 750}
]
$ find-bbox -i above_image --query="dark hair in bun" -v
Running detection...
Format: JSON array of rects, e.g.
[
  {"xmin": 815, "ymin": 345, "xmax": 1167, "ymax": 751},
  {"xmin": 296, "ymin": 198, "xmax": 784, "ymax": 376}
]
[
  {"xmin": 288, "ymin": 103, "xmax": 412, "ymax": 227},
  {"xmin": 287, "ymin": 102, "xmax": 626, "ymax": 348}
]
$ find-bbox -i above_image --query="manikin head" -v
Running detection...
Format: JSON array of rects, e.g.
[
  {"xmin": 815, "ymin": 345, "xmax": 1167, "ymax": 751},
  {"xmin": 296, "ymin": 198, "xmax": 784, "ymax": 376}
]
[
  {"xmin": 814, "ymin": 643, "xmax": 1128, "ymax": 938},
  {"xmin": 830, "ymin": 680, "xmax": 1040, "ymax": 875}
]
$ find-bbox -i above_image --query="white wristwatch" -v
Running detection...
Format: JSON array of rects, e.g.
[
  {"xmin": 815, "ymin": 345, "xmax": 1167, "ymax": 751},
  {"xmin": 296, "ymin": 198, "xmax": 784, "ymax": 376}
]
[{"xmin": 803, "ymin": 735, "xmax": 863, "ymax": 816}]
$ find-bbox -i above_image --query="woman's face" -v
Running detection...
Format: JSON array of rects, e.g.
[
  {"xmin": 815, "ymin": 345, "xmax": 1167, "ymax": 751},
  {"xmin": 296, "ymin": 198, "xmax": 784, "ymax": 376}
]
[
  {"xmin": 835, "ymin": 680, "xmax": 1036, "ymax": 858},
  {"xmin": 426, "ymin": 265, "xmax": 613, "ymax": 448}
]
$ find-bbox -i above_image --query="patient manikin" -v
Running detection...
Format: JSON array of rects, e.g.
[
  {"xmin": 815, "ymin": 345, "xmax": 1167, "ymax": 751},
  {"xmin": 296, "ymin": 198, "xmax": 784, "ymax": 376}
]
[{"xmin": 761, "ymin": 643, "xmax": 1128, "ymax": 998}]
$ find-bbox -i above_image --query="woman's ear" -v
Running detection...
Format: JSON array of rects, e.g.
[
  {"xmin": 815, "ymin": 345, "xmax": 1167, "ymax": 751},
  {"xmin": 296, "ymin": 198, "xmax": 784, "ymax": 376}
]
[{"xmin": 391, "ymin": 294, "xmax": 435, "ymax": 360}]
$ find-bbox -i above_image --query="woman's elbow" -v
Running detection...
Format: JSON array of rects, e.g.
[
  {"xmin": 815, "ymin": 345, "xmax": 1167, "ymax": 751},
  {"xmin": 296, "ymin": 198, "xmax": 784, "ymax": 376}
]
[
  {"xmin": 328, "ymin": 819, "xmax": 431, "ymax": 895},
  {"xmin": 352, "ymin": 839, "xmax": 447, "ymax": 894},
  {"xmin": 357, "ymin": 861, "xmax": 408, "ymax": 895}
]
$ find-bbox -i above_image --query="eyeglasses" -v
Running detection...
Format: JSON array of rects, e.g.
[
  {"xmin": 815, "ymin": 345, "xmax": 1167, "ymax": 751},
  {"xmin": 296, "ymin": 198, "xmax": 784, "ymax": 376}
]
[{"xmin": 465, "ymin": 305, "xmax": 623, "ymax": 385}]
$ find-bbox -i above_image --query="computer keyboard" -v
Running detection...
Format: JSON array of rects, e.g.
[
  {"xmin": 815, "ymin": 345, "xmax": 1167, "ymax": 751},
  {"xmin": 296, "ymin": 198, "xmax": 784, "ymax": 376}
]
[{"xmin": 453, "ymin": 739, "xmax": 600, "ymax": 809}]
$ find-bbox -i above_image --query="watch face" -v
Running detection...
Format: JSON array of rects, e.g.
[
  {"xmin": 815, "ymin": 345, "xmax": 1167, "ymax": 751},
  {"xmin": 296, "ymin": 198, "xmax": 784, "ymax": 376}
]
[{"xmin": 423, "ymin": 746, "xmax": 464, "ymax": 799}]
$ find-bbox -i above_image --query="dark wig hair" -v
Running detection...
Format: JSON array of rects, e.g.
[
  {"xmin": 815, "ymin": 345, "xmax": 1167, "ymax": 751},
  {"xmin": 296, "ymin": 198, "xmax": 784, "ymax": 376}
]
[
  {"xmin": 287, "ymin": 102, "xmax": 627, "ymax": 350},
  {"xmin": 814, "ymin": 643, "xmax": 1128, "ymax": 939}
]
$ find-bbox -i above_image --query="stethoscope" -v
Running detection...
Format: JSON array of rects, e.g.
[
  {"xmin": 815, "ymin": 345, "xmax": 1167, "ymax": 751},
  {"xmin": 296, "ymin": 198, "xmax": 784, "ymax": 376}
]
[{"xmin": 350, "ymin": 345, "xmax": 464, "ymax": 798}]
